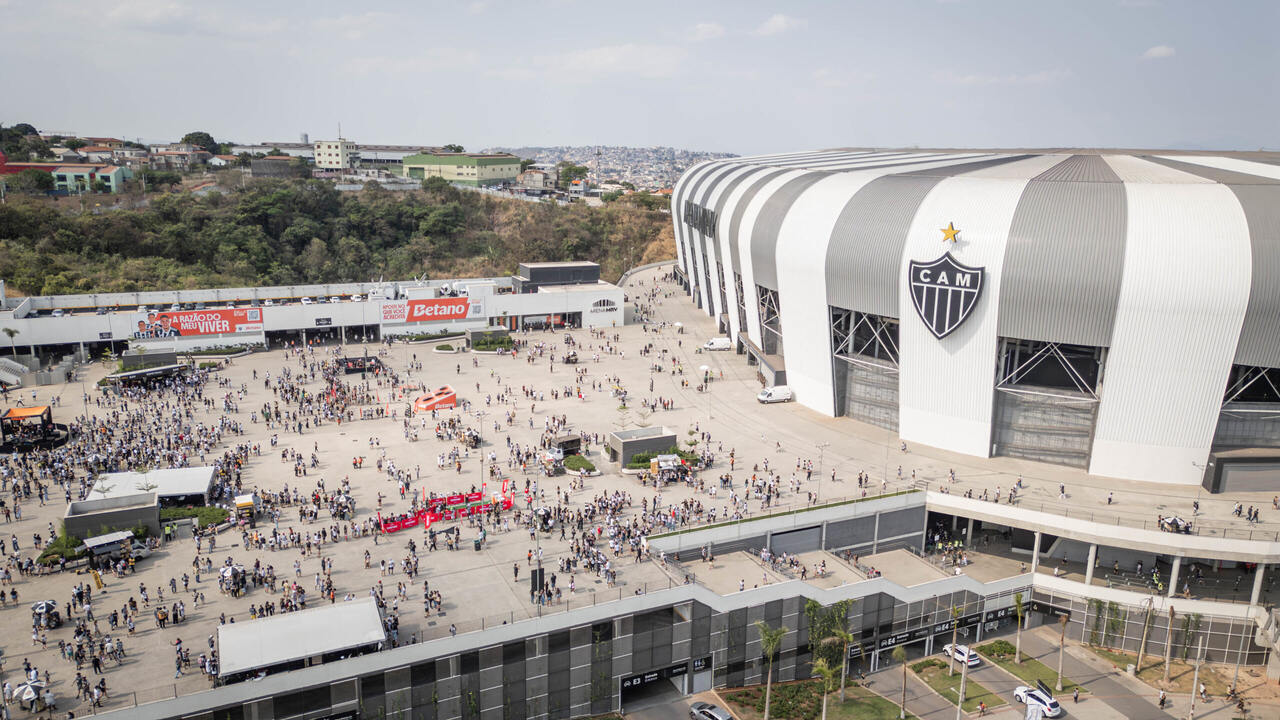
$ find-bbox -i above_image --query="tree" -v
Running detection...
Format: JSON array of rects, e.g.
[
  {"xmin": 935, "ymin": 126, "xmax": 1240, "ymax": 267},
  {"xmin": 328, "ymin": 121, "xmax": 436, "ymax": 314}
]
[
  {"xmin": 2, "ymin": 327, "xmax": 18, "ymax": 355},
  {"xmin": 821, "ymin": 627, "xmax": 854, "ymax": 703},
  {"xmin": 1014, "ymin": 592, "xmax": 1025, "ymax": 664},
  {"xmin": 422, "ymin": 175, "xmax": 450, "ymax": 192},
  {"xmin": 519, "ymin": 158, "xmax": 536, "ymax": 172},
  {"xmin": 811, "ymin": 658, "xmax": 838, "ymax": 720},
  {"xmin": 1056, "ymin": 613, "xmax": 1069, "ymax": 692},
  {"xmin": 9, "ymin": 168, "xmax": 54, "ymax": 193},
  {"xmin": 755, "ymin": 620, "xmax": 786, "ymax": 720},
  {"xmin": 91, "ymin": 180, "xmax": 110, "ymax": 193},
  {"xmin": 64, "ymin": 138, "xmax": 87, "ymax": 150},
  {"xmin": 948, "ymin": 604, "xmax": 962, "ymax": 676},
  {"xmin": 181, "ymin": 131, "xmax": 219, "ymax": 154},
  {"xmin": 557, "ymin": 162, "xmax": 589, "ymax": 188},
  {"xmin": 892, "ymin": 645, "xmax": 908, "ymax": 720},
  {"xmin": 442, "ymin": 144, "xmax": 465, "ymax": 153}
]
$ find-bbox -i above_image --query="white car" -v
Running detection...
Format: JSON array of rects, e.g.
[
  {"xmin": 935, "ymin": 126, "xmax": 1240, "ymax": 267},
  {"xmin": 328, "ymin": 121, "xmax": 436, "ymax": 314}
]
[
  {"xmin": 51, "ymin": 309, "xmax": 65, "ymax": 317},
  {"xmin": 1014, "ymin": 685, "xmax": 1062, "ymax": 717},
  {"xmin": 328, "ymin": 296, "xmax": 342, "ymax": 304},
  {"xmin": 942, "ymin": 643, "xmax": 981, "ymax": 668},
  {"xmin": 350, "ymin": 294, "xmax": 364, "ymax": 302},
  {"xmin": 300, "ymin": 297, "xmax": 314, "ymax": 305},
  {"xmin": 225, "ymin": 302, "xmax": 235, "ymax": 309},
  {"xmin": 263, "ymin": 298, "xmax": 275, "ymax": 306},
  {"xmin": 703, "ymin": 337, "xmax": 732, "ymax": 351}
]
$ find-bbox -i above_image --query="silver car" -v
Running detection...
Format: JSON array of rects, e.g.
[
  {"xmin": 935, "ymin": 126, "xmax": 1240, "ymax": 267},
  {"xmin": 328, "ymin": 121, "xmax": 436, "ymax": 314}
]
[{"xmin": 689, "ymin": 701, "xmax": 733, "ymax": 720}]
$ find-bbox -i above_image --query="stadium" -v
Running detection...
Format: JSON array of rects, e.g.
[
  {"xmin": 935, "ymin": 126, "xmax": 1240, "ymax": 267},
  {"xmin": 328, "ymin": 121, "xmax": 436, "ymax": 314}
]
[{"xmin": 672, "ymin": 150, "xmax": 1280, "ymax": 488}]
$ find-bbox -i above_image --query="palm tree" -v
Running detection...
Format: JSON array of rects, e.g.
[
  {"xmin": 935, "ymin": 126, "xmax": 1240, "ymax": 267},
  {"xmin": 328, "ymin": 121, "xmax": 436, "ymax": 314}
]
[
  {"xmin": 2, "ymin": 327, "xmax": 17, "ymax": 356},
  {"xmin": 1056, "ymin": 613, "xmax": 1069, "ymax": 692},
  {"xmin": 948, "ymin": 604, "xmax": 962, "ymax": 676},
  {"xmin": 1014, "ymin": 592, "xmax": 1025, "ymax": 664},
  {"xmin": 755, "ymin": 620, "xmax": 787, "ymax": 720},
  {"xmin": 812, "ymin": 658, "xmax": 838, "ymax": 720},
  {"xmin": 892, "ymin": 645, "xmax": 909, "ymax": 720},
  {"xmin": 821, "ymin": 627, "xmax": 855, "ymax": 703}
]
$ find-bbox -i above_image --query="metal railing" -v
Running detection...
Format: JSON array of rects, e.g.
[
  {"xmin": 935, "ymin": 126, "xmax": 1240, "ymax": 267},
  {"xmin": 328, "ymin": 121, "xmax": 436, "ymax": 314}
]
[{"xmin": 923, "ymin": 483, "xmax": 1280, "ymax": 542}]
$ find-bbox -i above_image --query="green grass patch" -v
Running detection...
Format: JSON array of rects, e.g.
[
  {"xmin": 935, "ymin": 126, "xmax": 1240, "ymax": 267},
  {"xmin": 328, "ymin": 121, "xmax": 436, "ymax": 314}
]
[
  {"xmin": 160, "ymin": 506, "xmax": 230, "ymax": 527},
  {"xmin": 198, "ymin": 361, "xmax": 221, "ymax": 370},
  {"xmin": 649, "ymin": 489, "xmax": 921, "ymax": 540},
  {"xmin": 37, "ymin": 533, "xmax": 84, "ymax": 565},
  {"xmin": 563, "ymin": 455, "xmax": 595, "ymax": 472},
  {"xmin": 722, "ymin": 679, "xmax": 913, "ymax": 720},
  {"xmin": 436, "ymin": 343, "xmax": 454, "ymax": 351},
  {"xmin": 975, "ymin": 641, "xmax": 1084, "ymax": 694},
  {"xmin": 910, "ymin": 657, "xmax": 1006, "ymax": 713}
]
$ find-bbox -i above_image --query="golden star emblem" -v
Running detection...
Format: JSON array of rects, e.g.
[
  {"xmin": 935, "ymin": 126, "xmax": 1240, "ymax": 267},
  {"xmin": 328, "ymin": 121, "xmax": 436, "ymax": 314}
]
[{"xmin": 941, "ymin": 222, "xmax": 960, "ymax": 243}]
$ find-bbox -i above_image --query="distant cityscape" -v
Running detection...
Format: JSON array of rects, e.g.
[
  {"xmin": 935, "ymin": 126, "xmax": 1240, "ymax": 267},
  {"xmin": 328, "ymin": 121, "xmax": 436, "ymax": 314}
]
[{"xmin": 487, "ymin": 145, "xmax": 738, "ymax": 190}]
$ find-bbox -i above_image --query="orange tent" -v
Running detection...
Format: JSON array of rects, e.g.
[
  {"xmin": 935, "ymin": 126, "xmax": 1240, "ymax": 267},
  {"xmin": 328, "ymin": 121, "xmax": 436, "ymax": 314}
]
[{"xmin": 413, "ymin": 386, "xmax": 458, "ymax": 413}]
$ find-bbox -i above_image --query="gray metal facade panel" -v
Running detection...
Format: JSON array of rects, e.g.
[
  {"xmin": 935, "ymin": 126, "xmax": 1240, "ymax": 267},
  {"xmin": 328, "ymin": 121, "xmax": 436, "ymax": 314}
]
[
  {"xmin": 1227, "ymin": 184, "xmax": 1280, "ymax": 368},
  {"xmin": 998, "ymin": 174, "xmax": 1127, "ymax": 346},
  {"xmin": 1032, "ymin": 155, "xmax": 1123, "ymax": 184},
  {"xmin": 824, "ymin": 174, "xmax": 948, "ymax": 317},
  {"xmin": 892, "ymin": 154, "xmax": 1032, "ymax": 178},
  {"xmin": 727, "ymin": 169, "xmax": 792, "ymax": 271},
  {"xmin": 749, "ymin": 172, "xmax": 831, "ymax": 290},
  {"xmin": 1143, "ymin": 157, "xmax": 1280, "ymax": 367},
  {"xmin": 696, "ymin": 165, "xmax": 743, "ymax": 266}
]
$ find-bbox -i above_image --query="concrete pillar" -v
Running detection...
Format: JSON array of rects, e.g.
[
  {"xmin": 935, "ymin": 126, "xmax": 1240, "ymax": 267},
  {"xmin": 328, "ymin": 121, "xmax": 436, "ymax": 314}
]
[
  {"xmin": 1251, "ymin": 563, "xmax": 1266, "ymax": 606},
  {"xmin": 1030, "ymin": 531, "xmax": 1042, "ymax": 573},
  {"xmin": 1168, "ymin": 556, "xmax": 1181, "ymax": 598},
  {"xmin": 1085, "ymin": 544, "xmax": 1098, "ymax": 586},
  {"xmin": 965, "ymin": 517, "xmax": 974, "ymax": 544},
  {"xmin": 341, "ymin": 325, "xmax": 346, "ymax": 344},
  {"xmin": 951, "ymin": 515, "xmax": 958, "ymax": 532},
  {"xmin": 820, "ymin": 522, "xmax": 827, "ymax": 551},
  {"xmin": 872, "ymin": 513, "xmax": 881, "ymax": 554}
]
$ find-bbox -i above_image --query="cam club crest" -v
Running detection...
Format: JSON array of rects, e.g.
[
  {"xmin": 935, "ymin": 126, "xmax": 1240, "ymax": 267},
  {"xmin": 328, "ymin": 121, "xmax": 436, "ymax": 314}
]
[{"xmin": 908, "ymin": 251, "xmax": 984, "ymax": 340}]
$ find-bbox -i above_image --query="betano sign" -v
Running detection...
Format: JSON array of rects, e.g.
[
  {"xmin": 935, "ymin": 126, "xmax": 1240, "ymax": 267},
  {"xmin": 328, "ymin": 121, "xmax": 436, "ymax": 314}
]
[
  {"xmin": 131, "ymin": 308, "xmax": 264, "ymax": 338},
  {"xmin": 381, "ymin": 299, "xmax": 473, "ymax": 324}
]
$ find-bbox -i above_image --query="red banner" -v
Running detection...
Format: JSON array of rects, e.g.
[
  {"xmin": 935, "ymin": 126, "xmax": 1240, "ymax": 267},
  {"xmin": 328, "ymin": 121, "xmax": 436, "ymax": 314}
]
[
  {"xmin": 132, "ymin": 308, "xmax": 264, "ymax": 338},
  {"xmin": 379, "ymin": 494, "xmax": 513, "ymax": 534}
]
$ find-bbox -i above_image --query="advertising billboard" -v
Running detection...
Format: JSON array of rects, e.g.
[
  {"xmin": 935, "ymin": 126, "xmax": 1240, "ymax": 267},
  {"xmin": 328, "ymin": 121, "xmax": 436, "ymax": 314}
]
[
  {"xmin": 381, "ymin": 298, "xmax": 476, "ymax": 324},
  {"xmin": 131, "ymin": 308, "xmax": 264, "ymax": 339}
]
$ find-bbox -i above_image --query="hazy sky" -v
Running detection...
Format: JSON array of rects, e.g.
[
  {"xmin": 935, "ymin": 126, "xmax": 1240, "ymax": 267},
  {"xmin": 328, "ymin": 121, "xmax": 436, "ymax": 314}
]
[{"xmin": 1, "ymin": 0, "xmax": 1275, "ymax": 155}]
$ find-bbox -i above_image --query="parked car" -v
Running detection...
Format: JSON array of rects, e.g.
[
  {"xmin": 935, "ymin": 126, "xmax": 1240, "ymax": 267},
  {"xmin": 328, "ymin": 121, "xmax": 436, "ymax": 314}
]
[
  {"xmin": 263, "ymin": 298, "xmax": 275, "ymax": 306},
  {"xmin": 328, "ymin": 296, "xmax": 342, "ymax": 304},
  {"xmin": 51, "ymin": 309, "xmax": 65, "ymax": 317},
  {"xmin": 1014, "ymin": 683, "xmax": 1062, "ymax": 718},
  {"xmin": 756, "ymin": 385, "xmax": 793, "ymax": 404},
  {"xmin": 942, "ymin": 643, "xmax": 981, "ymax": 668},
  {"xmin": 703, "ymin": 337, "xmax": 732, "ymax": 351},
  {"xmin": 350, "ymin": 294, "xmax": 364, "ymax": 302},
  {"xmin": 300, "ymin": 297, "xmax": 314, "ymax": 305},
  {"xmin": 689, "ymin": 702, "xmax": 733, "ymax": 720},
  {"xmin": 225, "ymin": 302, "xmax": 235, "ymax": 309},
  {"xmin": 96, "ymin": 307, "xmax": 109, "ymax": 315}
]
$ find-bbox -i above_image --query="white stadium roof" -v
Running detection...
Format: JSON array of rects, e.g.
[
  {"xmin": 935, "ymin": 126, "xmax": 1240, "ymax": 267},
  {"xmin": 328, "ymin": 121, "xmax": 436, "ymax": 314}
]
[{"xmin": 218, "ymin": 597, "xmax": 385, "ymax": 676}]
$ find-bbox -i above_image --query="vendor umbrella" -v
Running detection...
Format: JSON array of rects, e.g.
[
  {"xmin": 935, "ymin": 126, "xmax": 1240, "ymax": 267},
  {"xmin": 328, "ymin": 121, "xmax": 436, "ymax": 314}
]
[{"xmin": 14, "ymin": 680, "xmax": 46, "ymax": 703}]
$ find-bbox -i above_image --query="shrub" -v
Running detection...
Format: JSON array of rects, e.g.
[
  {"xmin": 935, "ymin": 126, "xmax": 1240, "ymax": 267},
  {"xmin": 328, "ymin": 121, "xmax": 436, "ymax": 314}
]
[
  {"xmin": 626, "ymin": 446, "xmax": 697, "ymax": 469},
  {"xmin": 198, "ymin": 361, "xmax": 221, "ymax": 370},
  {"xmin": 564, "ymin": 455, "xmax": 595, "ymax": 472},
  {"xmin": 185, "ymin": 346, "xmax": 247, "ymax": 356},
  {"xmin": 979, "ymin": 640, "xmax": 1017, "ymax": 660},
  {"xmin": 437, "ymin": 344, "xmax": 453, "ymax": 351},
  {"xmin": 37, "ymin": 533, "xmax": 83, "ymax": 565},
  {"xmin": 911, "ymin": 658, "xmax": 946, "ymax": 672},
  {"xmin": 402, "ymin": 331, "xmax": 461, "ymax": 342},
  {"xmin": 160, "ymin": 506, "xmax": 230, "ymax": 526},
  {"xmin": 472, "ymin": 336, "xmax": 514, "ymax": 351}
]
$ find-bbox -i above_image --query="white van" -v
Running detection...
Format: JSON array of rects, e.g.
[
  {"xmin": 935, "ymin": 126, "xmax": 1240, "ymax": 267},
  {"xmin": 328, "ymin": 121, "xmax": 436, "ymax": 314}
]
[
  {"xmin": 703, "ymin": 337, "xmax": 732, "ymax": 351},
  {"xmin": 757, "ymin": 385, "xmax": 793, "ymax": 404}
]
